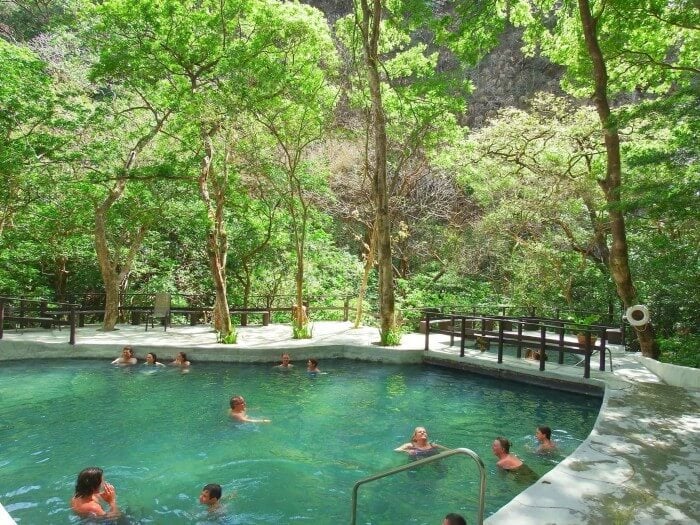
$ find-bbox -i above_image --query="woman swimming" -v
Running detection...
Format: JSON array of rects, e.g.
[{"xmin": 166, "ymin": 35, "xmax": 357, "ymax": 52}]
[
  {"xmin": 144, "ymin": 352, "xmax": 166, "ymax": 367},
  {"xmin": 395, "ymin": 427, "xmax": 445, "ymax": 458},
  {"xmin": 171, "ymin": 351, "xmax": 191, "ymax": 368}
]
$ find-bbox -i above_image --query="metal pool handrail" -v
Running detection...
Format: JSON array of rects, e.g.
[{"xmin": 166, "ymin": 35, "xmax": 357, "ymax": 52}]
[{"xmin": 350, "ymin": 447, "xmax": 487, "ymax": 525}]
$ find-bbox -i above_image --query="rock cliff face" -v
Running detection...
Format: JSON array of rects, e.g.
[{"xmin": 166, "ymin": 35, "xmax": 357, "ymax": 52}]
[
  {"xmin": 464, "ymin": 25, "xmax": 565, "ymax": 129},
  {"xmin": 307, "ymin": 0, "xmax": 564, "ymax": 129}
]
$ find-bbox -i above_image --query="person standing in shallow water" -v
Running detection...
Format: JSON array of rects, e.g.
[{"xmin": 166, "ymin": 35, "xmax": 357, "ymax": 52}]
[{"xmin": 70, "ymin": 467, "xmax": 119, "ymax": 518}]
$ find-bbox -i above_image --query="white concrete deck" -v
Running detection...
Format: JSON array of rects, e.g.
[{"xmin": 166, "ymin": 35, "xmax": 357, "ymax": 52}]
[{"xmin": 0, "ymin": 321, "xmax": 698, "ymax": 524}]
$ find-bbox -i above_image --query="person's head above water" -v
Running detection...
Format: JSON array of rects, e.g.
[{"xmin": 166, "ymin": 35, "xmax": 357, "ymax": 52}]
[
  {"xmin": 74, "ymin": 467, "xmax": 103, "ymax": 498},
  {"xmin": 536, "ymin": 425, "xmax": 552, "ymax": 441},
  {"xmin": 230, "ymin": 395, "xmax": 245, "ymax": 410},
  {"xmin": 412, "ymin": 427, "xmax": 429, "ymax": 443},
  {"xmin": 443, "ymin": 513, "xmax": 467, "ymax": 525},
  {"xmin": 493, "ymin": 436, "xmax": 511, "ymax": 454},
  {"xmin": 199, "ymin": 483, "xmax": 222, "ymax": 507},
  {"xmin": 145, "ymin": 352, "xmax": 158, "ymax": 364}
]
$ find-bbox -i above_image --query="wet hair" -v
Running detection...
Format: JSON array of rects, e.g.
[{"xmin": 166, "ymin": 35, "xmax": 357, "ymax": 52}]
[
  {"xmin": 123, "ymin": 346, "xmax": 134, "ymax": 356},
  {"xmin": 202, "ymin": 483, "xmax": 222, "ymax": 500},
  {"xmin": 495, "ymin": 436, "xmax": 511, "ymax": 453},
  {"xmin": 281, "ymin": 353, "xmax": 290, "ymax": 360},
  {"xmin": 411, "ymin": 427, "xmax": 427, "ymax": 443},
  {"xmin": 146, "ymin": 352, "xmax": 157, "ymax": 363},
  {"xmin": 177, "ymin": 352, "xmax": 188, "ymax": 361},
  {"xmin": 74, "ymin": 467, "xmax": 103, "ymax": 498},
  {"xmin": 444, "ymin": 513, "xmax": 467, "ymax": 525},
  {"xmin": 308, "ymin": 359, "xmax": 318, "ymax": 367},
  {"xmin": 230, "ymin": 395, "xmax": 244, "ymax": 409},
  {"xmin": 538, "ymin": 425, "xmax": 552, "ymax": 440}
]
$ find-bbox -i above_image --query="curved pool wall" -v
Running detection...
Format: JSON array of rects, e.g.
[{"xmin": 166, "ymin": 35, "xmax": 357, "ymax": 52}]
[{"xmin": 0, "ymin": 322, "xmax": 698, "ymax": 524}]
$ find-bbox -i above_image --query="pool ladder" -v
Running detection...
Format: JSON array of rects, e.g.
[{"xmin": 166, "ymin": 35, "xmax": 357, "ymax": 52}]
[{"xmin": 350, "ymin": 447, "xmax": 487, "ymax": 525}]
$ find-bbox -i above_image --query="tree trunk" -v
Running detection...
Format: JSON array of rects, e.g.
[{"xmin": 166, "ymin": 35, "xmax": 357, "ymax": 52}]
[
  {"xmin": 199, "ymin": 127, "xmax": 232, "ymax": 336},
  {"xmin": 578, "ymin": 0, "xmax": 658, "ymax": 358},
  {"xmin": 358, "ymin": 0, "xmax": 396, "ymax": 341},
  {"xmin": 354, "ymin": 223, "xmax": 377, "ymax": 328}
]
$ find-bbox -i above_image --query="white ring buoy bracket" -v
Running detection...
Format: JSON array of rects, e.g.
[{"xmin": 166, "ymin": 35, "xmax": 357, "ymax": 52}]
[{"xmin": 626, "ymin": 305, "xmax": 650, "ymax": 327}]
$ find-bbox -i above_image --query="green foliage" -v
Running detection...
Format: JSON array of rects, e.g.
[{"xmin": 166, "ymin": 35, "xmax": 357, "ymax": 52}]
[
  {"xmin": 380, "ymin": 327, "xmax": 403, "ymax": 346},
  {"xmin": 218, "ymin": 324, "xmax": 238, "ymax": 344},
  {"xmin": 658, "ymin": 335, "xmax": 700, "ymax": 369},
  {"xmin": 292, "ymin": 321, "xmax": 313, "ymax": 340}
]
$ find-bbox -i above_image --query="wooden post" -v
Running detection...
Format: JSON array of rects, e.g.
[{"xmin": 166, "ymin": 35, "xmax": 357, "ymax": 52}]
[
  {"xmin": 599, "ymin": 328, "xmax": 607, "ymax": 371},
  {"xmin": 498, "ymin": 320, "xmax": 504, "ymax": 361},
  {"xmin": 584, "ymin": 333, "xmax": 591, "ymax": 379},
  {"xmin": 424, "ymin": 311, "xmax": 430, "ymax": 351},
  {"xmin": 516, "ymin": 320, "xmax": 523, "ymax": 358},
  {"xmin": 558, "ymin": 323, "xmax": 565, "ymax": 364},
  {"xmin": 460, "ymin": 316, "xmax": 466, "ymax": 357},
  {"xmin": 450, "ymin": 315, "xmax": 455, "ymax": 347},
  {"xmin": 19, "ymin": 299, "xmax": 27, "ymax": 328},
  {"xmin": 0, "ymin": 299, "xmax": 5, "ymax": 340},
  {"xmin": 539, "ymin": 325, "xmax": 547, "ymax": 371},
  {"xmin": 343, "ymin": 297, "xmax": 349, "ymax": 322},
  {"xmin": 69, "ymin": 307, "xmax": 76, "ymax": 345}
]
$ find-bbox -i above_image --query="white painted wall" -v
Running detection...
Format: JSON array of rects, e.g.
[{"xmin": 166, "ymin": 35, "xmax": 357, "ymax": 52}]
[{"xmin": 637, "ymin": 355, "xmax": 700, "ymax": 390}]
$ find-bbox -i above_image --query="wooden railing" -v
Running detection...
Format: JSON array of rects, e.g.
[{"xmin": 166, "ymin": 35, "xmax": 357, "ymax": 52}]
[
  {"xmin": 423, "ymin": 312, "xmax": 614, "ymax": 379},
  {"xmin": 0, "ymin": 296, "xmax": 79, "ymax": 344}
]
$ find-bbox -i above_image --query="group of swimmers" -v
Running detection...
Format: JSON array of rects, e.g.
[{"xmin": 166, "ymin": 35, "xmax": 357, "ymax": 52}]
[
  {"xmin": 70, "ymin": 467, "xmax": 224, "ymax": 519},
  {"xmin": 111, "ymin": 345, "xmax": 191, "ymax": 368},
  {"xmin": 396, "ymin": 425, "xmax": 556, "ymax": 471},
  {"xmin": 93, "ymin": 349, "xmax": 556, "ymax": 522}
]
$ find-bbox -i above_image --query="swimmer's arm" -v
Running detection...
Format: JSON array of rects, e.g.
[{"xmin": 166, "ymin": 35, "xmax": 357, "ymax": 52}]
[
  {"xmin": 395, "ymin": 442, "xmax": 413, "ymax": 452},
  {"xmin": 98, "ymin": 483, "xmax": 120, "ymax": 518},
  {"xmin": 246, "ymin": 416, "xmax": 271, "ymax": 423},
  {"xmin": 111, "ymin": 358, "xmax": 120, "ymax": 365}
]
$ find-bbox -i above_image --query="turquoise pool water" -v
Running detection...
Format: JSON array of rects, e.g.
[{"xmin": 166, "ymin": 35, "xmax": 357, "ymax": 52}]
[{"xmin": 0, "ymin": 359, "xmax": 601, "ymax": 524}]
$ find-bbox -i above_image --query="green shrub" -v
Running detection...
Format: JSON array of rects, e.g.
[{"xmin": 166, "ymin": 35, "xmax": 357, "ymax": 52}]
[
  {"xmin": 292, "ymin": 322, "xmax": 313, "ymax": 339},
  {"xmin": 658, "ymin": 334, "xmax": 700, "ymax": 368},
  {"xmin": 217, "ymin": 325, "xmax": 238, "ymax": 344}
]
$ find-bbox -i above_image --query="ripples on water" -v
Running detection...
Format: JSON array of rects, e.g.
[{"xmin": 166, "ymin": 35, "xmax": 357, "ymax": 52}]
[{"xmin": 0, "ymin": 359, "xmax": 601, "ymax": 524}]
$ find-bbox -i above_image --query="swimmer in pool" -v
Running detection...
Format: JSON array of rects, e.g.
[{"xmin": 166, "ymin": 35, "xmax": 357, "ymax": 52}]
[
  {"xmin": 70, "ymin": 467, "xmax": 119, "ymax": 518},
  {"xmin": 144, "ymin": 352, "xmax": 166, "ymax": 367},
  {"xmin": 111, "ymin": 346, "xmax": 137, "ymax": 365},
  {"xmin": 199, "ymin": 483, "xmax": 222, "ymax": 512},
  {"xmin": 535, "ymin": 425, "xmax": 556, "ymax": 453},
  {"xmin": 276, "ymin": 353, "xmax": 293, "ymax": 369},
  {"xmin": 229, "ymin": 395, "xmax": 271, "ymax": 423},
  {"xmin": 171, "ymin": 351, "xmax": 191, "ymax": 368},
  {"xmin": 492, "ymin": 436, "xmax": 523, "ymax": 470},
  {"xmin": 395, "ymin": 427, "xmax": 445, "ymax": 457},
  {"xmin": 307, "ymin": 358, "xmax": 320, "ymax": 373}
]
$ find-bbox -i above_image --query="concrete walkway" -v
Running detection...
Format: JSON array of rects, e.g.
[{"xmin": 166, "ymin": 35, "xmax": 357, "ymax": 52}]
[{"xmin": 0, "ymin": 322, "xmax": 698, "ymax": 524}]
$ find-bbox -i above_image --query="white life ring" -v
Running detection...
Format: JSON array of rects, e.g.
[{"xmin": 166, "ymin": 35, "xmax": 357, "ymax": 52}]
[{"xmin": 626, "ymin": 305, "xmax": 650, "ymax": 327}]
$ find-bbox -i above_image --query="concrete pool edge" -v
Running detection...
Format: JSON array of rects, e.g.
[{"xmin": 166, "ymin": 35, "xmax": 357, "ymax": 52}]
[{"xmin": 0, "ymin": 322, "xmax": 698, "ymax": 524}]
